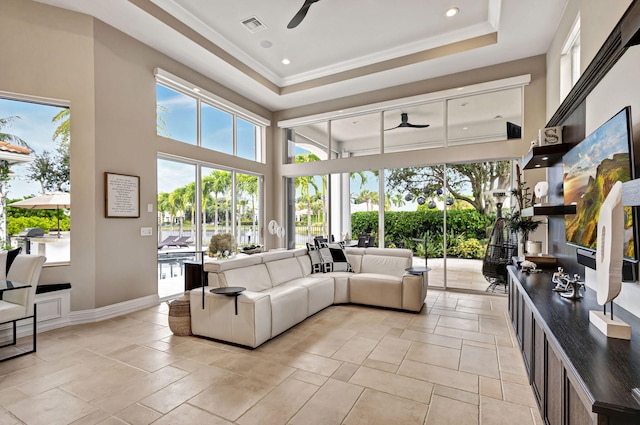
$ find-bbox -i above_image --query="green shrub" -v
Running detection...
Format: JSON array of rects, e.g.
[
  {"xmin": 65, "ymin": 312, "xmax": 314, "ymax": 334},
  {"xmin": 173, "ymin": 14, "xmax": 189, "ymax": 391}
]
[
  {"xmin": 451, "ymin": 238, "xmax": 486, "ymax": 259},
  {"xmin": 7, "ymin": 216, "xmax": 70, "ymax": 236}
]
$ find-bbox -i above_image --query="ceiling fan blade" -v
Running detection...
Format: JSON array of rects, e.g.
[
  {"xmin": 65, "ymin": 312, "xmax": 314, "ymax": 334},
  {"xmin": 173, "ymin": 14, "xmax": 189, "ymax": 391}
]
[
  {"xmin": 287, "ymin": 0, "xmax": 318, "ymax": 29},
  {"xmin": 385, "ymin": 113, "xmax": 430, "ymax": 130},
  {"xmin": 407, "ymin": 124, "xmax": 430, "ymax": 128}
]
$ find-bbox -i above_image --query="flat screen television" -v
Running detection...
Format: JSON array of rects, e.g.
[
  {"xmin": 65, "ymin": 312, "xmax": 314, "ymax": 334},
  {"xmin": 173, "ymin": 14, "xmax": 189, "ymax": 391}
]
[{"xmin": 563, "ymin": 106, "xmax": 636, "ymax": 260}]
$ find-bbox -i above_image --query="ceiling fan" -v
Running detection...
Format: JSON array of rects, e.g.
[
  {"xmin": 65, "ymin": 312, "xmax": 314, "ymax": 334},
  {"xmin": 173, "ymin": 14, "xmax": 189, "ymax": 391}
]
[
  {"xmin": 287, "ymin": 0, "xmax": 321, "ymax": 29},
  {"xmin": 385, "ymin": 113, "xmax": 430, "ymax": 130}
]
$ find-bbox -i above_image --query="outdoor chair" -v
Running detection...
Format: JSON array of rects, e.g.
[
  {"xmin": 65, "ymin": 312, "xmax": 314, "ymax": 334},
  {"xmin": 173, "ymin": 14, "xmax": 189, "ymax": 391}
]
[
  {"xmin": 357, "ymin": 233, "xmax": 371, "ymax": 247},
  {"xmin": 170, "ymin": 236, "xmax": 192, "ymax": 247},
  {"xmin": 0, "ymin": 254, "xmax": 46, "ymax": 362},
  {"xmin": 158, "ymin": 236, "xmax": 178, "ymax": 249}
]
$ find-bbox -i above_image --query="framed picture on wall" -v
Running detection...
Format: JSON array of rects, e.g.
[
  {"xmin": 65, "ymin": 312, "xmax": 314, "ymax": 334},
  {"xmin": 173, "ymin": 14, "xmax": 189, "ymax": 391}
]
[{"xmin": 105, "ymin": 172, "xmax": 140, "ymax": 218}]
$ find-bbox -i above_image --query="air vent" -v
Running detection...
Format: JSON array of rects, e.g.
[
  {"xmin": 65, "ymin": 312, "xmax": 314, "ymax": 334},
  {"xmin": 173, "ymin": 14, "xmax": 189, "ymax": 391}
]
[{"xmin": 241, "ymin": 16, "xmax": 267, "ymax": 33}]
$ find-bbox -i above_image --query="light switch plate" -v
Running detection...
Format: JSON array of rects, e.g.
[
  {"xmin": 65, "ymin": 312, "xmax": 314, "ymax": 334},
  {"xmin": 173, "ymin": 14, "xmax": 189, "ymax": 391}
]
[
  {"xmin": 147, "ymin": 203, "xmax": 153, "ymax": 213},
  {"xmin": 141, "ymin": 227, "xmax": 153, "ymax": 236}
]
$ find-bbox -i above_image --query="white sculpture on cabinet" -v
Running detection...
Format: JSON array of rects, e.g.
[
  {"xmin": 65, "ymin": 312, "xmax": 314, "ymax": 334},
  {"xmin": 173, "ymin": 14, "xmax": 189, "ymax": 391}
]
[{"xmin": 589, "ymin": 181, "xmax": 631, "ymax": 339}]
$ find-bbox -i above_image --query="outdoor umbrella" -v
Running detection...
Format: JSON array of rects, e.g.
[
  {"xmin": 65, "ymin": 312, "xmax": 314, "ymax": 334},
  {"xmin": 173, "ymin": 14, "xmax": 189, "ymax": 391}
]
[{"xmin": 9, "ymin": 191, "xmax": 71, "ymax": 238}]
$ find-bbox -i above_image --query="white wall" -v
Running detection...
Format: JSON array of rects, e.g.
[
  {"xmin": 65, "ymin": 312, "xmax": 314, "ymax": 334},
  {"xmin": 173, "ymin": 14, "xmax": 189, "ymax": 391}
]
[
  {"xmin": 584, "ymin": 46, "xmax": 640, "ymax": 317},
  {"xmin": 0, "ymin": 0, "xmax": 273, "ymax": 310}
]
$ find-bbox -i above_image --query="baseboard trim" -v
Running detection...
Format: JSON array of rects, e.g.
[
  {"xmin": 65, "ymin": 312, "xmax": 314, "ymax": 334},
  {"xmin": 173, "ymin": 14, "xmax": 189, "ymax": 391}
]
[
  {"xmin": 67, "ymin": 294, "xmax": 160, "ymax": 325},
  {"xmin": 1, "ymin": 294, "xmax": 160, "ymax": 341}
]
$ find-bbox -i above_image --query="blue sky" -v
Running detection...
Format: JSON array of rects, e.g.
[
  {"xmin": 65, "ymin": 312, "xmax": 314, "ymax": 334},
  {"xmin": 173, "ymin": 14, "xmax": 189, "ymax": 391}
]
[{"xmin": 0, "ymin": 98, "xmax": 66, "ymax": 199}]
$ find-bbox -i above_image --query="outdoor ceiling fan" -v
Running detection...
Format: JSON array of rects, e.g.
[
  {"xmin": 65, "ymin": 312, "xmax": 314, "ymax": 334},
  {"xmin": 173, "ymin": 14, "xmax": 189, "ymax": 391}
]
[
  {"xmin": 287, "ymin": 0, "xmax": 321, "ymax": 29},
  {"xmin": 385, "ymin": 113, "xmax": 430, "ymax": 130}
]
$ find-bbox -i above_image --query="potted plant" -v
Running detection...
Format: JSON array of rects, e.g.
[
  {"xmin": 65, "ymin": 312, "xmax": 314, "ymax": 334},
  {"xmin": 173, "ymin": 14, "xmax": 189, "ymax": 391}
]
[
  {"xmin": 508, "ymin": 167, "xmax": 542, "ymax": 255},
  {"xmin": 208, "ymin": 233, "xmax": 237, "ymax": 259}
]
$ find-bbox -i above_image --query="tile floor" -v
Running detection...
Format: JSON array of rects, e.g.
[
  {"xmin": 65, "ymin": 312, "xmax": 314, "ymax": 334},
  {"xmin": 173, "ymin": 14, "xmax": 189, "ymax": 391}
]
[{"xmin": 0, "ymin": 290, "xmax": 542, "ymax": 425}]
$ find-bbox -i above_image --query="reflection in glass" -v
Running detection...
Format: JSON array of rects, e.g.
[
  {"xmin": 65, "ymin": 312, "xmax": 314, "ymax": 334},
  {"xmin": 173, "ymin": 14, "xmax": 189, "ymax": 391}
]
[
  {"xmin": 286, "ymin": 122, "xmax": 329, "ymax": 163},
  {"xmin": 383, "ymin": 102, "xmax": 445, "ymax": 152},
  {"xmin": 236, "ymin": 173, "xmax": 260, "ymax": 247},
  {"xmin": 332, "ymin": 112, "xmax": 381, "ymax": 158},
  {"xmin": 447, "ymin": 88, "xmax": 522, "ymax": 146},
  {"xmin": 237, "ymin": 117, "xmax": 261, "ymax": 161}
]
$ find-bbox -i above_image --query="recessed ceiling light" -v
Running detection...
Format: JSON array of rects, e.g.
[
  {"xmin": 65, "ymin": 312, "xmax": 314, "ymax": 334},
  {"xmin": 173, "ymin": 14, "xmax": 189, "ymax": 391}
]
[
  {"xmin": 535, "ymin": 164, "xmax": 541, "ymax": 168},
  {"xmin": 457, "ymin": 87, "xmax": 465, "ymax": 91},
  {"xmin": 193, "ymin": 88, "xmax": 200, "ymax": 93},
  {"xmin": 282, "ymin": 58, "xmax": 291, "ymax": 65},
  {"xmin": 446, "ymin": 7, "xmax": 459, "ymax": 17},
  {"xmin": 541, "ymin": 156, "xmax": 549, "ymax": 161},
  {"xmin": 260, "ymin": 40, "xmax": 273, "ymax": 48},
  {"xmin": 462, "ymin": 127, "xmax": 468, "ymax": 130}
]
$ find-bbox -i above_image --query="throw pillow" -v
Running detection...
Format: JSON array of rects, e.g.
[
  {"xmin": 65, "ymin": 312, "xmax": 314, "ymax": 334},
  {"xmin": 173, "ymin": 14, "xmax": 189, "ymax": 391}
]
[
  {"xmin": 318, "ymin": 241, "xmax": 353, "ymax": 273},
  {"xmin": 306, "ymin": 243, "xmax": 323, "ymax": 274}
]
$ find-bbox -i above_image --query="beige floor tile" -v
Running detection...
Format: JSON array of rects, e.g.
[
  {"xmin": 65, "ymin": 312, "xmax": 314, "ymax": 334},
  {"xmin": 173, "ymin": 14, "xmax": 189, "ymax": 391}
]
[
  {"xmin": 480, "ymin": 396, "xmax": 535, "ymax": 425},
  {"xmin": 107, "ymin": 344, "xmax": 179, "ymax": 372},
  {"xmin": 400, "ymin": 329, "xmax": 462, "ymax": 349},
  {"xmin": 114, "ymin": 403, "xmax": 162, "ymax": 425},
  {"xmin": 140, "ymin": 365, "xmax": 231, "ymax": 413},
  {"xmin": 6, "ymin": 388, "xmax": 98, "ymax": 425},
  {"xmin": 331, "ymin": 336, "xmax": 378, "ymax": 364},
  {"xmin": 437, "ymin": 316, "xmax": 479, "ymax": 332},
  {"xmin": 0, "ymin": 409, "xmax": 21, "ymax": 425},
  {"xmin": 361, "ymin": 358, "xmax": 399, "ymax": 373},
  {"xmin": 291, "ymin": 330, "xmax": 353, "ymax": 357},
  {"xmin": 212, "ymin": 353, "xmax": 296, "ymax": 386},
  {"xmin": 463, "ymin": 339, "xmax": 497, "ymax": 351},
  {"xmin": 350, "ymin": 366, "xmax": 434, "ymax": 403},
  {"xmin": 236, "ymin": 377, "xmax": 317, "ymax": 425},
  {"xmin": 456, "ymin": 305, "xmax": 505, "ymax": 317},
  {"xmin": 497, "ymin": 346, "xmax": 528, "ymax": 376},
  {"xmin": 433, "ymin": 384, "xmax": 479, "ymax": 405},
  {"xmin": 407, "ymin": 313, "xmax": 440, "ymax": 332},
  {"xmin": 0, "ymin": 387, "xmax": 29, "ymax": 409},
  {"xmin": 152, "ymin": 404, "xmax": 232, "ymax": 425},
  {"xmin": 503, "ymin": 381, "xmax": 538, "ymax": 408},
  {"xmin": 188, "ymin": 373, "xmax": 273, "ymax": 421},
  {"xmin": 165, "ymin": 340, "xmax": 231, "ymax": 363},
  {"xmin": 480, "ymin": 316, "xmax": 511, "ymax": 337},
  {"xmin": 291, "ymin": 369, "xmax": 329, "ymax": 386},
  {"xmin": 68, "ymin": 409, "xmax": 111, "ymax": 425},
  {"xmin": 457, "ymin": 299, "xmax": 492, "ymax": 310},
  {"xmin": 331, "ymin": 362, "xmax": 360, "ymax": 382},
  {"xmin": 431, "ymin": 307, "xmax": 479, "ymax": 321},
  {"xmin": 60, "ymin": 362, "xmax": 149, "ymax": 402},
  {"xmin": 500, "ymin": 371, "xmax": 530, "ymax": 385},
  {"xmin": 343, "ymin": 388, "xmax": 428, "ymax": 425},
  {"xmin": 289, "ymin": 378, "xmax": 363, "ymax": 425},
  {"xmin": 398, "ymin": 359, "xmax": 478, "ymax": 393},
  {"xmin": 425, "ymin": 394, "xmax": 478, "ymax": 425},
  {"xmin": 268, "ymin": 349, "xmax": 342, "ymax": 376},
  {"xmin": 367, "ymin": 336, "xmax": 412, "ymax": 365},
  {"xmin": 480, "ymin": 376, "xmax": 503, "ymax": 399},
  {"xmin": 434, "ymin": 326, "xmax": 495, "ymax": 344},
  {"xmin": 459, "ymin": 345, "xmax": 500, "ymax": 379},
  {"xmin": 92, "ymin": 365, "xmax": 189, "ymax": 414},
  {"xmin": 405, "ymin": 342, "xmax": 461, "ymax": 370}
]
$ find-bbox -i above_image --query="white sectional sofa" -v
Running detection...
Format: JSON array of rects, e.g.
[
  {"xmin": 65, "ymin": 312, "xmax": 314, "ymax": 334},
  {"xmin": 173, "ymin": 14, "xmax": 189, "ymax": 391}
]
[{"xmin": 189, "ymin": 247, "xmax": 427, "ymax": 348}]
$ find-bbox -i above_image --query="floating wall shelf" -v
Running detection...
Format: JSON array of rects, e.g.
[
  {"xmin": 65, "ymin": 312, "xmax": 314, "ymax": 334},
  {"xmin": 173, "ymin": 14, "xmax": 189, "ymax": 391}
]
[
  {"xmin": 521, "ymin": 205, "xmax": 576, "ymax": 216},
  {"xmin": 522, "ymin": 144, "xmax": 572, "ymax": 170}
]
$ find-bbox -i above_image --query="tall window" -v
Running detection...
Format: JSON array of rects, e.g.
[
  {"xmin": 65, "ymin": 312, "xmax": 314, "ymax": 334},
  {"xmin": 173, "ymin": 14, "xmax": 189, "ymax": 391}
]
[
  {"xmin": 561, "ymin": 15, "xmax": 581, "ymax": 100},
  {"xmin": 0, "ymin": 96, "xmax": 70, "ymax": 264},
  {"xmin": 156, "ymin": 81, "xmax": 266, "ymax": 163}
]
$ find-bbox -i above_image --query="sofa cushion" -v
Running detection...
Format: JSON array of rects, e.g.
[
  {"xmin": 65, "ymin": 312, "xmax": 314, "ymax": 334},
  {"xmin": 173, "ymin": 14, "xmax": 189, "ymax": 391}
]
[
  {"xmin": 204, "ymin": 255, "xmax": 261, "ymax": 273},
  {"xmin": 361, "ymin": 253, "xmax": 411, "ymax": 276},
  {"xmin": 306, "ymin": 243, "xmax": 324, "ymax": 274},
  {"xmin": 260, "ymin": 250, "xmax": 294, "ymax": 262},
  {"xmin": 318, "ymin": 242, "xmax": 353, "ymax": 273},
  {"xmin": 349, "ymin": 273, "xmax": 403, "ymax": 309},
  {"xmin": 263, "ymin": 284, "xmax": 308, "ymax": 337},
  {"xmin": 266, "ymin": 257, "xmax": 304, "ymax": 286},
  {"xmin": 222, "ymin": 264, "xmax": 272, "ymax": 291}
]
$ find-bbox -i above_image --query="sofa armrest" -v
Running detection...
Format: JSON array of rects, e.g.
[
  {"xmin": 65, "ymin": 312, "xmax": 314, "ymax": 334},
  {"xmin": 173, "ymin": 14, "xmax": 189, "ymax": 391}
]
[
  {"xmin": 401, "ymin": 273, "xmax": 427, "ymax": 312},
  {"xmin": 189, "ymin": 287, "xmax": 272, "ymax": 348}
]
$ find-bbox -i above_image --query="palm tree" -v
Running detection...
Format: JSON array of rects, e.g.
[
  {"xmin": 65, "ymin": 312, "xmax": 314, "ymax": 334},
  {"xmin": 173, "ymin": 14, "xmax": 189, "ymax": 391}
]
[
  {"xmin": 209, "ymin": 170, "xmax": 231, "ymax": 234},
  {"xmin": 237, "ymin": 174, "xmax": 259, "ymax": 243},
  {"xmin": 390, "ymin": 193, "xmax": 406, "ymax": 210},
  {"xmin": 295, "ymin": 153, "xmax": 321, "ymax": 240},
  {"xmin": 184, "ymin": 182, "xmax": 196, "ymax": 240},
  {"xmin": 169, "ymin": 187, "xmax": 187, "ymax": 236},
  {"xmin": 157, "ymin": 192, "xmax": 171, "ymax": 239}
]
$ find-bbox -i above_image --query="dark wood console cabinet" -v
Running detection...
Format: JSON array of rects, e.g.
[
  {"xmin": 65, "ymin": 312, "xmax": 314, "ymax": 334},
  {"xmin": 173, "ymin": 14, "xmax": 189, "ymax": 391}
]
[{"xmin": 507, "ymin": 266, "xmax": 640, "ymax": 425}]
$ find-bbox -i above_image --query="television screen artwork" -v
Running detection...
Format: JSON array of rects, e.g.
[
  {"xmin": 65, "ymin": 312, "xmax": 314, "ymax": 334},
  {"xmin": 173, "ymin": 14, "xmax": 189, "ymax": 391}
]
[{"xmin": 563, "ymin": 107, "xmax": 635, "ymax": 258}]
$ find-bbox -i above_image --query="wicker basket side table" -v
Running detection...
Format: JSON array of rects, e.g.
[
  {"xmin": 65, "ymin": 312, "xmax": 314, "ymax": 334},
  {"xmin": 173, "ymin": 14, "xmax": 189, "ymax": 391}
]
[{"xmin": 167, "ymin": 295, "xmax": 192, "ymax": 336}]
